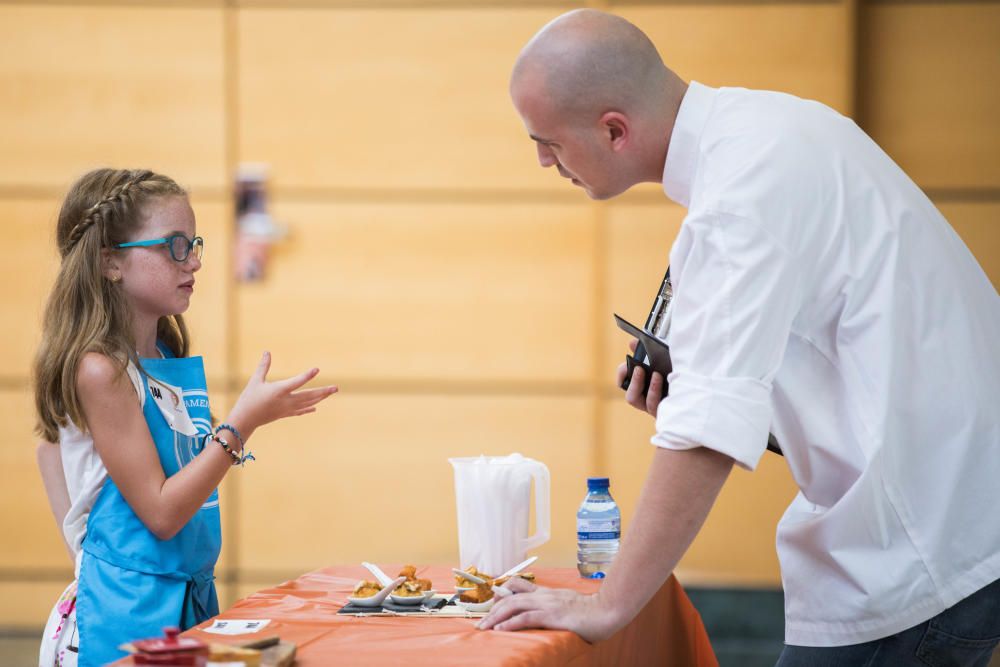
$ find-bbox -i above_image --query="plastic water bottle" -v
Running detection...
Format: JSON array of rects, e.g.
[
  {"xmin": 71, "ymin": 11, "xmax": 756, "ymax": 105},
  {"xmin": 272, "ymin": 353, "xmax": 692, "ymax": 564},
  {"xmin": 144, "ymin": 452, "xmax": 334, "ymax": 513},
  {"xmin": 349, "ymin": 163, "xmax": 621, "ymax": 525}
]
[{"xmin": 577, "ymin": 477, "xmax": 620, "ymax": 578}]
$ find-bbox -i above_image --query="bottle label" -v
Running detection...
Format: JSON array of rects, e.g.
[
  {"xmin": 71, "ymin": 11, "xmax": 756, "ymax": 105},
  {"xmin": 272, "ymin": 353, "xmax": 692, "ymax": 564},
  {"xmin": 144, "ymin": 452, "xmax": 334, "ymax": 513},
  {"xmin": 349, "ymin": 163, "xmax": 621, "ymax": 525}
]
[{"xmin": 577, "ymin": 517, "xmax": 620, "ymax": 540}]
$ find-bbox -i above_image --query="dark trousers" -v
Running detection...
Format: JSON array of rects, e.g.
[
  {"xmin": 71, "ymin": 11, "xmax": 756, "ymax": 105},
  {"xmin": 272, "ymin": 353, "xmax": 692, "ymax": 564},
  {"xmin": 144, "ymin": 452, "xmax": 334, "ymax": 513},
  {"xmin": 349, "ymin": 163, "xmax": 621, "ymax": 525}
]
[{"xmin": 776, "ymin": 577, "xmax": 1000, "ymax": 667}]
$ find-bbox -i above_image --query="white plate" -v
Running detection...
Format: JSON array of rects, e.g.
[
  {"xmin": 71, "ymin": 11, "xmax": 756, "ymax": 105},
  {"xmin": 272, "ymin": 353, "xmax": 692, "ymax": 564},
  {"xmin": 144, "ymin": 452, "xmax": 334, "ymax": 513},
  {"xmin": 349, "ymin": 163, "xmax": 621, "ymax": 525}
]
[
  {"xmin": 346, "ymin": 594, "xmax": 386, "ymax": 607},
  {"xmin": 347, "ymin": 576, "xmax": 406, "ymax": 608},
  {"xmin": 455, "ymin": 597, "xmax": 495, "ymax": 613},
  {"xmin": 389, "ymin": 590, "xmax": 436, "ymax": 606}
]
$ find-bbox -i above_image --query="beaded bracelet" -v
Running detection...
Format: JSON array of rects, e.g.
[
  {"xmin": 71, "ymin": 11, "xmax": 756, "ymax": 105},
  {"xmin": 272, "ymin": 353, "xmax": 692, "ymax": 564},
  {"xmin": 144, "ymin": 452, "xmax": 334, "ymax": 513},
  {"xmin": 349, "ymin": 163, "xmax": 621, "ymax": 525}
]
[
  {"xmin": 204, "ymin": 432, "xmax": 241, "ymax": 466},
  {"xmin": 215, "ymin": 423, "xmax": 245, "ymax": 450}
]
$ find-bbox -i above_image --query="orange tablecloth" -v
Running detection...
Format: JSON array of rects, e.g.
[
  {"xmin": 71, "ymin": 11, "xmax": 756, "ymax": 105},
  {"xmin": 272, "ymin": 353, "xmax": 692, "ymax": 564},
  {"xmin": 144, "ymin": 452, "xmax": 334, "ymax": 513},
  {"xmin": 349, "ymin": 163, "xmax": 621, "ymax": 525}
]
[{"xmin": 119, "ymin": 565, "xmax": 717, "ymax": 666}]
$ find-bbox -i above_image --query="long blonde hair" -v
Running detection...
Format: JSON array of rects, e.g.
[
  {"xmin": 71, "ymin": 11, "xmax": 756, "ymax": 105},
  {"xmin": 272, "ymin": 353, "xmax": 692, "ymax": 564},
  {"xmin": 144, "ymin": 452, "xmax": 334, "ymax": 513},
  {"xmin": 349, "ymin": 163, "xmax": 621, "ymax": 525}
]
[{"xmin": 34, "ymin": 168, "xmax": 191, "ymax": 441}]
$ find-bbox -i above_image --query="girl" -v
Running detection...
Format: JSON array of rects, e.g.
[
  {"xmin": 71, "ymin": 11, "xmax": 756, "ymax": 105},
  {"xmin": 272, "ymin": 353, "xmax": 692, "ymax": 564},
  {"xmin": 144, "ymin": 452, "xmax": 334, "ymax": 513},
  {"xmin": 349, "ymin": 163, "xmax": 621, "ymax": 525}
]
[{"xmin": 33, "ymin": 168, "xmax": 338, "ymax": 667}]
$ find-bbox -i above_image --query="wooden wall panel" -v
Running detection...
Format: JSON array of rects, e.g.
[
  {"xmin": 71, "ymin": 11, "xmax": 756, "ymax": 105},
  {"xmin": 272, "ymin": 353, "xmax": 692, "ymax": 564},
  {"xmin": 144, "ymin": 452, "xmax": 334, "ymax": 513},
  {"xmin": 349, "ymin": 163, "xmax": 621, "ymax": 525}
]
[
  {"xmin": 236, "ymin": 393, "xmax": 592, "ymax": 573},
  {"xmin": 619, "ymin": 4, "xmax": 854, "ymax": 114},
  {"xmin": 235, "ymin": 201, "xmax": 595, "ymax": 383},
  {"xmin": 681, "ymin": 452, "xmax": 796, "ymax": 586},
  {"xmin": 0, "ymin": 5, "xmax": 226, "ymax": 191},
  {"xmin": 938, "ymin": 201, "xmax": 1000, "ymax": 290},
  {"xmin": 237, "ymin": 7, "xmax": 568, "ymax": 192},
  {"xmin": 0, "ymin": 196, "xmax": 229, "ymax": 382},
  {"xmin": 600, "ymin": 399, "xmax": 658, "ymax": 533},
  {"xmin": 604, "ymin": 399, "xmax": 797, "ymax": 586},
  {"xmin": 0, "ymin": 390, "xmax": 73, "ymax": 571},
  {"xmin": 237, "ymin": 0, "xmax": 579, "ymax": 6},
  {"xmin": 4, "ymin": 0, "xmax": 996, "ymax": 635},
  {"xmin": 213, "ymin": 392, "xmax": 235, "ymax": 576},
  {"xmin": 0, "ymin": 197, "xmax": 61, "ymax": 381},
  {"xmin": 184, "ymin": 198, "xmax": 232, "ymax": 383},
  {"xmin": 861, "ymin": 3, "xmax": 1000, "ymax": 189},
  {"xmin": 0, "ymin": 582, "xmax": 72, "ymax": 628},
  {"xmin": 603, "ymin": 202, "xmax": 685, "ymax": 376}
]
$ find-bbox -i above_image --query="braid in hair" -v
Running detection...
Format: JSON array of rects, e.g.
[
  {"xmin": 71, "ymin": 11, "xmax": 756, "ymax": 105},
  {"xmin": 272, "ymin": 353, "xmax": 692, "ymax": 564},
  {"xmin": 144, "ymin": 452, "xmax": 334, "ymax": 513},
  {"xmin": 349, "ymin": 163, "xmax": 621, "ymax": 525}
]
[
  {"xmin": 36, "ymin": 168, "xmax": 190, "ymax": 441},
  {"xmin": 62, "ymin": 169, "xmax": 154, "ymax": 253}
]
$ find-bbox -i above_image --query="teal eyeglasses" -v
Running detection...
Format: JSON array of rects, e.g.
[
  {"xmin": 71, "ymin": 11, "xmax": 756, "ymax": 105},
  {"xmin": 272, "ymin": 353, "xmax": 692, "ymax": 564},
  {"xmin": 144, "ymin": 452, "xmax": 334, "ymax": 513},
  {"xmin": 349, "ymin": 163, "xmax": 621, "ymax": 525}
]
[{"xmin": 115, "ymin": 234, "xmax": 204, "ymax": 262}]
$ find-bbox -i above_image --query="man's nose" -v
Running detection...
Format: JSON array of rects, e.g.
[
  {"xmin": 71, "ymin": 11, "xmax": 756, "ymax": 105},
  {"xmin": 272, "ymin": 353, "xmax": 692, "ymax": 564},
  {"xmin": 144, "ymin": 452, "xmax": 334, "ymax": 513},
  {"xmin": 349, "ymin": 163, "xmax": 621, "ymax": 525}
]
[{"xmin": 536, "ymin": 143, "xmax": 557, "ymax": 168}]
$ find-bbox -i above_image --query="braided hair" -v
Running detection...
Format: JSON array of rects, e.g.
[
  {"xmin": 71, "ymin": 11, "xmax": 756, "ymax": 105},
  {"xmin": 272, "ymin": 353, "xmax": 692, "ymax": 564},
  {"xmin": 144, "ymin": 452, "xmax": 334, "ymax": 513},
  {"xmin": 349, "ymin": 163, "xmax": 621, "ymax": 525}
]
[
  {"xmin": 57, "ymin": 169, "xmax": 171, "ymax": 256},
  {"xmin": 34, "ymin": 168, "xmax": 191, "ymax": 441}
]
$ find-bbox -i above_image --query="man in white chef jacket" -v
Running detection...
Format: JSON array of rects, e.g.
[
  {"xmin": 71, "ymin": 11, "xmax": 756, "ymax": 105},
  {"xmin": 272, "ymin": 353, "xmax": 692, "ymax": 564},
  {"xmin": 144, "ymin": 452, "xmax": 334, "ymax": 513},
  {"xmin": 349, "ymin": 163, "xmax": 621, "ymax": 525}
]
[{"xmin": 478, "ymin": 9, "xmax": 1000, "ymax": 665}]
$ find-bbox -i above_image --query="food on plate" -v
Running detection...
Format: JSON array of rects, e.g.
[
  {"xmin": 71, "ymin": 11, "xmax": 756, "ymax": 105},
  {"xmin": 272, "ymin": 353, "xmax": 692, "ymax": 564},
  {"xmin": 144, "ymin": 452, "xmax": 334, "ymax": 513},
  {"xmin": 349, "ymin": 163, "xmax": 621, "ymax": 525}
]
[
  {"xmin": 494, "ymin": 572, "xmax": 536, "ymax": 587},
  {"xmin": 393, "ymin": 564, "xmax": 433, "ymax": 596},
  {"xmin": 351, "ymin": 580, "xmax": 382, "ymax": 598},
  {"xmin": 454, "ymin": 565, "xmax": 492, "ymax": 587},
  {"xmin": 459, "ymin": 581, "xmax": 495, "ymax": 604},
  {"xmin": 393, "ymin": 579, "xmax": 428, "ymax": 597},
  {"xmin": 456, "ymin": 568, "xmax": 497, "ymax": 604}
]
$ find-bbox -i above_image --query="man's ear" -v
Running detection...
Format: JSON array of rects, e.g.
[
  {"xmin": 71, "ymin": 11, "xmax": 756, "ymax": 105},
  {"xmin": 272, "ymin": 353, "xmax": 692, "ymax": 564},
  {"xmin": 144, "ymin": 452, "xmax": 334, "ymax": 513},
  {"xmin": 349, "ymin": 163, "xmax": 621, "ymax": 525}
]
[{"xmin": 600, "ymin": 111, "xmax": 630, "ymax": 151}]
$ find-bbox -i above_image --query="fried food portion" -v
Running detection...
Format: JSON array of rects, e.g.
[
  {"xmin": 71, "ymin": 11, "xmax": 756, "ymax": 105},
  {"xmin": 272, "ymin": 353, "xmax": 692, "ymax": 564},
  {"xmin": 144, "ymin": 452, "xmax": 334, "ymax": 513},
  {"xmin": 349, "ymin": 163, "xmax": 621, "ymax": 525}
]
[
  {"xmin": 454, "ymin": 565, "xmax": 492, "ymax": 586},
  {"xmin": 456, "ymin": 567, "xmax": 496, "ymax": 604},
  {"xmin": 494, "ymin": 572, "xmax": 535, "ymax": 587},
  {"xmin": 459, "ymin": 581, "xmax": 495, "ymax": 604},
  {"xmin": 393, "ymin": 564, "xmax": 433, "ymax": 595},
  {"xmin": 351, "ymin": 580, "xmax": 382, "ymax": 598},
  {"xmin": 393, "ymin": 579, "xmax": 427, "ymax": 597}
]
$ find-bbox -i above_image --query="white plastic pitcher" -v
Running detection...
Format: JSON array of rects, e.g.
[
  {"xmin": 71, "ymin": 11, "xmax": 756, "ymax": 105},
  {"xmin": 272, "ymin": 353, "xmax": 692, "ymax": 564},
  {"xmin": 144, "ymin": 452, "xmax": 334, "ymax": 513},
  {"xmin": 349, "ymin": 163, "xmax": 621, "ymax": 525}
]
[{"xmin": 449, "ymin": 453, "xmax": 550, "ymax": 576}]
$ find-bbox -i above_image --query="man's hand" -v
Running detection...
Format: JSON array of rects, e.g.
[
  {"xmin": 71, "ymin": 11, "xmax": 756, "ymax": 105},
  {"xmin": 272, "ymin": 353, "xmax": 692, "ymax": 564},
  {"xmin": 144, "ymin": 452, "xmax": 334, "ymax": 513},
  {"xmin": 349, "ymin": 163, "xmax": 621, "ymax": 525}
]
[
  {"xmin": 479, "ymin": 448, "xmax": 734, "ymax": 644},
  {"xmin": 615, "ymin": 338, "xmax": 665, "ymax": 416},
  {"xmin": 477, "ymin": 578, "xmax": 623, "ymax": 643}
]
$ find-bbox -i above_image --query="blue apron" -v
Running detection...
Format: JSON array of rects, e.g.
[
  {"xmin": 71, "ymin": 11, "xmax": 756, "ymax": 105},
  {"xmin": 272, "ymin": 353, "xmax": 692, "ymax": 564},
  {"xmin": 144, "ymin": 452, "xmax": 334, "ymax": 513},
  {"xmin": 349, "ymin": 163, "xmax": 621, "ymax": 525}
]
[{"xmin": 75, "ymin": 349, "xmax": 221, "ymax": 667}]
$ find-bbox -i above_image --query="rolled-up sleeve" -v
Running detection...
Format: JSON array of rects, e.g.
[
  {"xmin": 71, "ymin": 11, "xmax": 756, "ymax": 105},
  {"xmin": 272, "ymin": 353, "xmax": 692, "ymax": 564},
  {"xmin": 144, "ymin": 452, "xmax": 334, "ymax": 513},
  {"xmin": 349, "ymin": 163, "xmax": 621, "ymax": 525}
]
[{"xmin": 652, "ymin": 210, "xmax": 802, "ymax": 470}]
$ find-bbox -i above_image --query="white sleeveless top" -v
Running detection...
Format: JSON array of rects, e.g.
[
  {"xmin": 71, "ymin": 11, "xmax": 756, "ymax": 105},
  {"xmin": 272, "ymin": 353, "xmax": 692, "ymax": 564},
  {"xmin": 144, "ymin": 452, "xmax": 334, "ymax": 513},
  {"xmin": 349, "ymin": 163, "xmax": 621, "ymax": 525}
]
[{"xmin": 59, "ymin": 361, "xmax": 145, "ymax": 562}]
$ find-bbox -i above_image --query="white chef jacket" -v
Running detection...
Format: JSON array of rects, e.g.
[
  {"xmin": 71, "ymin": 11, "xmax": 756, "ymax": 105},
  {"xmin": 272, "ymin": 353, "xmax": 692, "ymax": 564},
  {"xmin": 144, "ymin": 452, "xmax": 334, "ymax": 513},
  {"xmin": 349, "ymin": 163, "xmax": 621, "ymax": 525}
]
[{"xmin": 652, "ymin": 81, "xmax": 1000, "ymax": 646}]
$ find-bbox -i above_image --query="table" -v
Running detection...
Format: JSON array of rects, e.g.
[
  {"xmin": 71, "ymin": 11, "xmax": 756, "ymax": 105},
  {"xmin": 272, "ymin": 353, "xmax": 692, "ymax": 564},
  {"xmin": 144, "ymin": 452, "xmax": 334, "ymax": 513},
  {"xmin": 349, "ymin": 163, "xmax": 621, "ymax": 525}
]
[{"xmin": 119, "ymin": 565, "xmax": 718, "ymax": 666}]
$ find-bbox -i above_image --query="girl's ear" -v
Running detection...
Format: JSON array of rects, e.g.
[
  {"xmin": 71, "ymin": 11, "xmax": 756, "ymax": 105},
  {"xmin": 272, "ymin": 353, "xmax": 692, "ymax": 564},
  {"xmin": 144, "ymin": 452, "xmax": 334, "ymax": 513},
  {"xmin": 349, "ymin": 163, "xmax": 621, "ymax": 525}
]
[{"xmin": 101, "ymin": 248, "xmax": 122, "ymax": 282}]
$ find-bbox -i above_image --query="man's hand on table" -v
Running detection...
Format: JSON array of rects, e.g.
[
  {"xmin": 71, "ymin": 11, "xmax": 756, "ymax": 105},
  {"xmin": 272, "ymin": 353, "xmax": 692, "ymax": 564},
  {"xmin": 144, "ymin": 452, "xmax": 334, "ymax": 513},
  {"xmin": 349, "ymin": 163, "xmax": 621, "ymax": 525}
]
[
  {"xmin": 479, "ymin": 448, "xmax": 734, "ymax": 645},
  {"xmin": 476, "ymin": 577, "xmax": 623, "ymax": 643}
]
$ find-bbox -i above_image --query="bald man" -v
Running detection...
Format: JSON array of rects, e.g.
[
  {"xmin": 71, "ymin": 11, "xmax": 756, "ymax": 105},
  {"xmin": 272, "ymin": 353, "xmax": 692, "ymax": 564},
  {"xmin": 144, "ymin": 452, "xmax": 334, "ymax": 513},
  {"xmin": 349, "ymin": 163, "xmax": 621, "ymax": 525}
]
[{"xmin": 478, "ymin": 9, "xmax": 1000, "ymax": 666}]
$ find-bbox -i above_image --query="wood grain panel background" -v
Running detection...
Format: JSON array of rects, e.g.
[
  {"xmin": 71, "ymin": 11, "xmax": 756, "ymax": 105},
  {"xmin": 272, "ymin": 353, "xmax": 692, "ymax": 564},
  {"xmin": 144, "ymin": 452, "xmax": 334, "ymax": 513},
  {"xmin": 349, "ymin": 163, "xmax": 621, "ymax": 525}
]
[{"xmin": 1, "ymin": 0, "xmax": 996, "ymax": 630}]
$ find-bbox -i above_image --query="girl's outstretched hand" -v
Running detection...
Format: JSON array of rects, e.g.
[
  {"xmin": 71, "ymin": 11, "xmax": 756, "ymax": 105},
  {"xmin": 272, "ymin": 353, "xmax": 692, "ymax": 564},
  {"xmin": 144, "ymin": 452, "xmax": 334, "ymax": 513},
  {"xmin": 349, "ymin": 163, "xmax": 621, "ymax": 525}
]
[{"xmin": 230, "ymin": 351, "xmax": 338, "ymax": 434}]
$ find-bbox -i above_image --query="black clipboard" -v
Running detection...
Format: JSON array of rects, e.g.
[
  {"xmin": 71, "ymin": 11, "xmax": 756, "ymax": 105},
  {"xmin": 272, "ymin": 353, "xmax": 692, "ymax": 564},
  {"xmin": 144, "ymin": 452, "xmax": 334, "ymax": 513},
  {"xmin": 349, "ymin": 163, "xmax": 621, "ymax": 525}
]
[
  {"xmin": 615, "ymin": 275, "xmax": 783, "ymax": 456},
  {"xmin": 614, "ymin": 313, "xmax": 672, "ymax": 385}
]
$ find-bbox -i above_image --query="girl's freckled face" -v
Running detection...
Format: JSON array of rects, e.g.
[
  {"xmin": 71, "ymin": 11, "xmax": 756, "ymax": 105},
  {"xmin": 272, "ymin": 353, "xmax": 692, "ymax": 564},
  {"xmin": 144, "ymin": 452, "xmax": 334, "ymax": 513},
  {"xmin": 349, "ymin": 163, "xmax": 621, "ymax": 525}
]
[{"xmin": 115, "ymin": 196, "xmax": 201, "ymax": 319}]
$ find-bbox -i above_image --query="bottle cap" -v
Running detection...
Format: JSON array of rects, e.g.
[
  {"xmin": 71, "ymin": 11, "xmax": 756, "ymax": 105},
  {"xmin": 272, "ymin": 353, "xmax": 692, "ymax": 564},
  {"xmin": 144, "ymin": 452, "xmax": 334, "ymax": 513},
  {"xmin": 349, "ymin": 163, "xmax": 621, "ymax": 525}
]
[{"xmin": 587, "ymin": 477, "xmax": 610, "ymax": 490}]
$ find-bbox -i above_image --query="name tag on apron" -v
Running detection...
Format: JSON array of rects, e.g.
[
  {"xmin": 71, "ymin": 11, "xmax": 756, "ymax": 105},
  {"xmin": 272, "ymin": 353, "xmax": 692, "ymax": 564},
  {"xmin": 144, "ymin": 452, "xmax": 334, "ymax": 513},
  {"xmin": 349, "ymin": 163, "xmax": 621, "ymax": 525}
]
[{"xmin": 148, "ymin": 376, "xmax": 198, "ymax": 436}]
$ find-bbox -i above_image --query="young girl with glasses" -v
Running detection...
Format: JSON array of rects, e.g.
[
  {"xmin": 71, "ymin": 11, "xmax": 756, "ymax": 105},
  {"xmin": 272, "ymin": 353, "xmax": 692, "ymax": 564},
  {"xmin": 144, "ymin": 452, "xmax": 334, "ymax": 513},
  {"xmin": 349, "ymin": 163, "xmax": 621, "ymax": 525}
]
[{"xmin": 33, "ymin": 168, "xmax": 338, "ymax": 667}]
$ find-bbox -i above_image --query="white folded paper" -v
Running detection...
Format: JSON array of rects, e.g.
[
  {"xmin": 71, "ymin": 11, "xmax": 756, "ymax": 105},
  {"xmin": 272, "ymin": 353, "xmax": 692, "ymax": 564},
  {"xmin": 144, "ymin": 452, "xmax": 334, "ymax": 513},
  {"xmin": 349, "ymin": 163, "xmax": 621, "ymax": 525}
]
[{"xmin": 203, "ymin": 619, "xmax": 271, "ymax": 635}]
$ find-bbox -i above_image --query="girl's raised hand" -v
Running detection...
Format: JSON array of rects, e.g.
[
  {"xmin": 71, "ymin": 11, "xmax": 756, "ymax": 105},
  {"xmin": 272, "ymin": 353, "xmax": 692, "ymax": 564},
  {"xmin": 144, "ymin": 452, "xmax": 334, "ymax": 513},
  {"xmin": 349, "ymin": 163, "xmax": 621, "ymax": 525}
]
[{"xmin": 230, "ymin": 351, "xmax": 338, "ymax": 434}]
